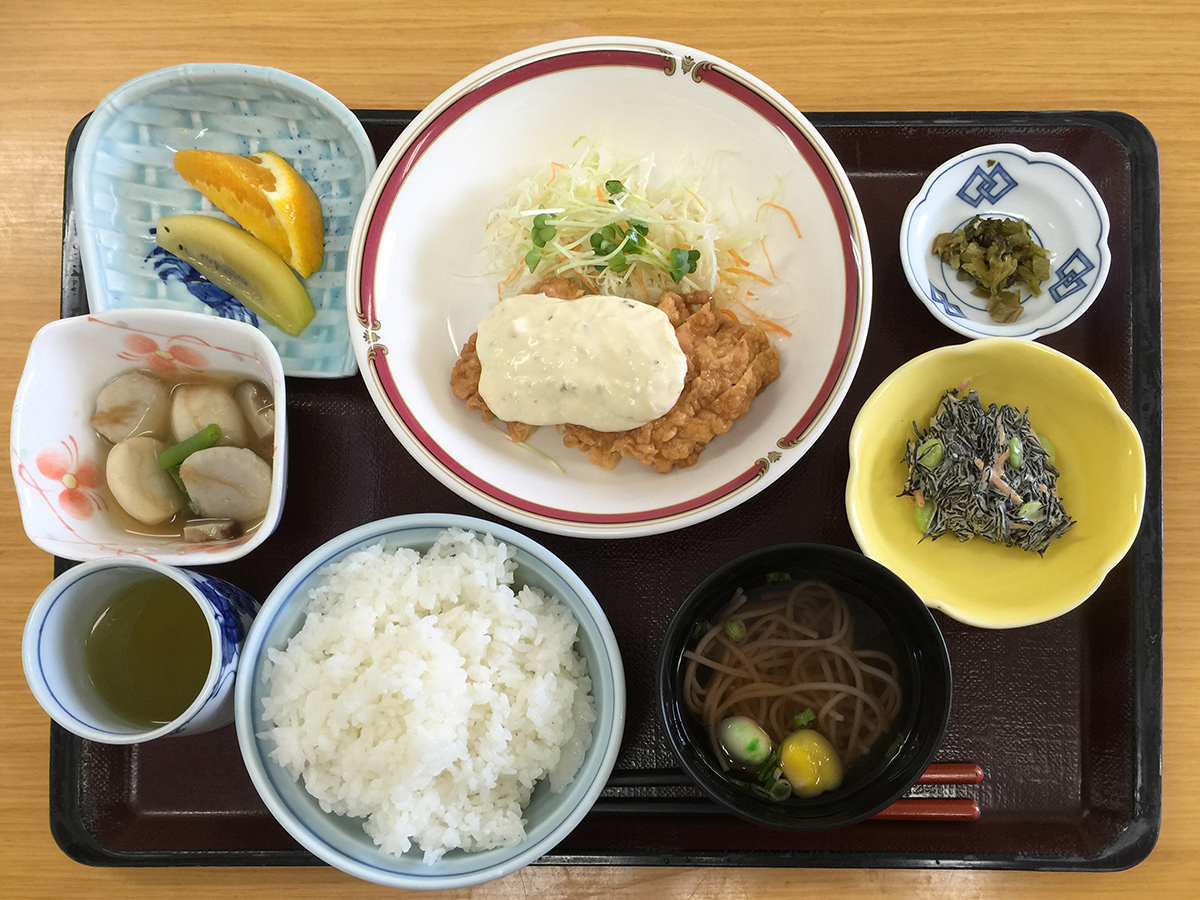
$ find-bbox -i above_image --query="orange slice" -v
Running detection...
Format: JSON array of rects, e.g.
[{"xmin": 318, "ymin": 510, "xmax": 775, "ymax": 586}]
[{"xmin": 173, "ymin": 149, "xmax": 325, "ymax": 278}]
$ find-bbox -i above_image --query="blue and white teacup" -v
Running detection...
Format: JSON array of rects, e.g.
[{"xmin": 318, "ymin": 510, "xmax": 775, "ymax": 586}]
[{"xmin": 22, "ymin": 558, "xmax": 260, "ymax": 744}]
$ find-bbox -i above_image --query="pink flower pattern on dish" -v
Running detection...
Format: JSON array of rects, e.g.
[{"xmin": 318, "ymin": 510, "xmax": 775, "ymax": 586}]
[
  {"xmin": 35, "ymin": 437, "xmax": 105, "ymax": 521},
  {"xmin": 117, "ymin": 333, "xmax": 209, "ymax": 374}
]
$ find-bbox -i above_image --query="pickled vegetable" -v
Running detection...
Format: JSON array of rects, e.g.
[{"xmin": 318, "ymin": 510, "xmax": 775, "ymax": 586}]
[{"xmin": 932, "ymin": 216, "xmax": 1051, "ymax": 324}]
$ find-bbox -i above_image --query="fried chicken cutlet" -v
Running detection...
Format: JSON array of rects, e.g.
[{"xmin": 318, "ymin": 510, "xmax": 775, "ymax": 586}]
[{"xmin": 450, "ymin": 280, "xmax": 780, "ymax": 472}]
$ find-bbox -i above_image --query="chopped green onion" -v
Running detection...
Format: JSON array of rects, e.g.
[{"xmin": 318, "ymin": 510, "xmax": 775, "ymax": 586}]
[
  {"xmin": 765, "ymin": 571, "xmax": 791, "ymax": 583},
  {"xmin": 767, "ymin": 778, "xmax": 793, "ymax": 801},
  {"xmin": 724, "ymin": 618, "xmax": 747, "ymax": 641},
  {"xmin": 792, "ymin": 708, "xmax": 816, "ymax": 729},
  {"xmin": 755, "ymin": 749, "xmax": 782, "ymax": 786}
]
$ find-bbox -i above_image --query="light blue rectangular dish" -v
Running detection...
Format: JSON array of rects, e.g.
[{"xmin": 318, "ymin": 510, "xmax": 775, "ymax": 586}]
[{"xmin": 73, "ymin": 64, "xmax": 376, "ymax": 378}]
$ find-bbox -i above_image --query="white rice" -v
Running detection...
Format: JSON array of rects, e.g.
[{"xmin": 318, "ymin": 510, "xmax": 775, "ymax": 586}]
[{"xmin": 260, "ymin": 528, "xmax": 596, "ymax": 863}]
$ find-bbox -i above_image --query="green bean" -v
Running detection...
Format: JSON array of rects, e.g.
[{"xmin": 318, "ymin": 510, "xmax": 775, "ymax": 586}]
[{"xmin": 158, "ymin": 424, "xmax": 222, "ymax": 470}]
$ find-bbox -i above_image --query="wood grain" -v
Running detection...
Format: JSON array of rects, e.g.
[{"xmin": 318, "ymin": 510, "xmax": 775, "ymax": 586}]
[{"xmin": 2, "ymin": 1, "xmax": 1197, "ymax": 897}]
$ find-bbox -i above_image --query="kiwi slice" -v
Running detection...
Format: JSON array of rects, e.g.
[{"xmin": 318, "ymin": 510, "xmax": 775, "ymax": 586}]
[{"xmin": 155, "ymin": 215, "xmax": 316, "ymax": 336}]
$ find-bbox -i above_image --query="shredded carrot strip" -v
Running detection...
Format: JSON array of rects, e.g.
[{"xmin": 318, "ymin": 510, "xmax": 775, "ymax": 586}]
[
  {"xmin": 497, "ymin": 261, "xmax": 524, "ymax": 300},
  {"xmin": 759, "ymin": 239, "xmax": 777, "ymax": 279},
  {"xmin": 576, "ymin": 269, "xmax": 598, "ymax": 293},
  {"xmin": 718, "ymin": 270, "xmax": 737, "ymax": 286},
  {"xmin": 633, "ymin": 268, "xmax": 646, "ymax": 297},
  {"xmin": 673, "ymin": 187, "xmax": 705, "ymax": 212},
  {"xmin": 595, "ymin": 185, "xmax": 604, "ymax": 203},
  {"xmin": 751, "ymin": 309, "xmax": 792, "ymax": 337},
  {"xmin": 757, "ymin": 201, "xmax": 802, "ymax": 239},
  {"xmin": 726, "ymin": 266, "xmax": 773, "ymax": 286},
  {"xmin": 500, "ymin": 262, "xmax": 523, "ymax": 286},
  {"xmin": 729, "ymin": 248, "xmax": 750, "ymax": 267},
  {"xmin": 720, "ymin": 307, "xmax": 740, "ymax": 323},
  {"xmin": 547, "ymin": 161, "xmax": 566, "ymax": 184},
  {"xmin": 765, "ymin": 320, "xmax": 792, "ymax": 337}
]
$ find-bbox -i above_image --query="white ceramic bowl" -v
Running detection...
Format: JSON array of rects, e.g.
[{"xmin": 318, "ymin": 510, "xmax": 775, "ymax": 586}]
[
  {"xmin": 234, "ymin": 514, "xmax": 625, "ymax": 889},
  {"xmin": 900, "ymin": 143, "xmax": 1110, "ymax": 340},
  {"xmin": 73, "ymin": 63, "xmax": 376, "ymax": 377},
  {"xmin": 11, "ymin": 308, "xmax": 287, "ymax": 565},
  {"xmin": 348, "ymin": 36, "xmax": 872, "ymax": 538}
]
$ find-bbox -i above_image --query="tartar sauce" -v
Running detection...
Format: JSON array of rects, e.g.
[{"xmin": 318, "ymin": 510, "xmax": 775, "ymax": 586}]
[{"xmin": 476, "ymin": 293, "xmax": 688, "ymax": 432}]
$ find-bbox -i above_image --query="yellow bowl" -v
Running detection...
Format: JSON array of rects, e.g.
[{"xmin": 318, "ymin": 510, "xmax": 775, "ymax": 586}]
[{"xmin": 846, "ymin": 339, "xmax": 1145, "ymax": 628}]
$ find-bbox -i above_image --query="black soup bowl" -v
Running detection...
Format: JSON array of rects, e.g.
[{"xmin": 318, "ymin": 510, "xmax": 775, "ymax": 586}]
[{"xmin": 657, "ymin": 543, "xmax": 952, "ymax": 831}]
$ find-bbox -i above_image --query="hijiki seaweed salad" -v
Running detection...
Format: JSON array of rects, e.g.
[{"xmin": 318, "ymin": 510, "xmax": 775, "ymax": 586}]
[{"xmin": 901, "ymin": 385, "xmax": 1074, "ymax": 555}]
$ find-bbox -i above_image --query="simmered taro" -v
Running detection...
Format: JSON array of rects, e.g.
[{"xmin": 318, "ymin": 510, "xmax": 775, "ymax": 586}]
[
  {"xmin": 91, "ymin": 370, "xmax": 171, "ymax": 443},
  {"xmin": 901, "ymin": 386, "xmax": 1074, "ymax": 554},
  {"xmin": 179, "ymin": 446, "xmax": 272, "ymax": 521},
  {"xmin": 106, "ymin": 436, "xmax": 184, "ymax": 526},
  {"xmin": 91, "ymin": 368, "xmax": 276, "ymax": 540}
]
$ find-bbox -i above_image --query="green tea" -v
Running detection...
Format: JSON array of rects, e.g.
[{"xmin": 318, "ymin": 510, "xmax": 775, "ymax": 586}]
[{"xmin": 84, "ymin": 574, "xmax": 213, "ymax": 728}]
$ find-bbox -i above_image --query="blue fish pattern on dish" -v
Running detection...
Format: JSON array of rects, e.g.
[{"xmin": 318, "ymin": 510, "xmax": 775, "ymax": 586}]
[{"xmin": 146, "ymin": 229, "xmax": 260, "ymax": 328}]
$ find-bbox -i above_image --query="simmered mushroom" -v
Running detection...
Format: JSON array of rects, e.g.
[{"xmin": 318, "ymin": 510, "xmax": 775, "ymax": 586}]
[
  {"xmin": 106, "ymin": 436, "xmax": 184, "ymax": 525},
  {"xmin": 182, "ymin": 518, "xmax": 241, "ymax": 542},
  {"xmin": 234, "ymin": 380, "xmax": 275, "ymax": 442},
  {"xmin": 91, "ymin": 370, "xmax": 170, "ymax": 443},
  {"xmin": 171, "ymin": 383, "xmax": 248, "ymax": 447},
  {"xmin": 179, "ymin": 446, "xmax": 272, "ymax": 521}
]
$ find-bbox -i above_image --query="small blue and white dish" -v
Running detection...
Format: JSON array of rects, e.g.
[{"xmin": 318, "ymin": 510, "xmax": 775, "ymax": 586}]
[
  {"xmin": 73, "ymin": 64, "xmax": 376, "ymax": 377},
  {"xmin": 900, "ymin": 143, "xmax": 1110, "ymax": 340}
]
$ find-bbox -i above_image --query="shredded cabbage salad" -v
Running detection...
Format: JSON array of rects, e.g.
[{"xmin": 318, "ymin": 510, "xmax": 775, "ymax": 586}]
[{"xmin": 483, "ymin": 139, "xmax": 797, "ymax": 335}]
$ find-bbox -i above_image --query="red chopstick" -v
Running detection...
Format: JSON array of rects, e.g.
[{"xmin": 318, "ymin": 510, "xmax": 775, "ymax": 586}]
[
  {"xmin": 915, "ymin": 762, "xmax": 984, "ymax": 785},
  {"xmin": 869, "ymin": 763, "xmax": 984, "ymax": 822},
  {"xmin": 872, "ymin": 798, "xmax": 980, "ymax": 821}
]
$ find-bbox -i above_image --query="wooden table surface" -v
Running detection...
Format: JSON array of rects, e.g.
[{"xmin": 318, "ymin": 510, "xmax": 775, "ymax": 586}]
[{"xmin": 2, "ymin": 1, "xmax": 1196, "ymax": 896}]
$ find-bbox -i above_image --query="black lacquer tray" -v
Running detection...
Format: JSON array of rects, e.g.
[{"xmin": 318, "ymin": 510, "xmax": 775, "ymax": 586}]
[{"xmin": 48, "ymin": 109, "xmax": 1163, "ymax": 870}]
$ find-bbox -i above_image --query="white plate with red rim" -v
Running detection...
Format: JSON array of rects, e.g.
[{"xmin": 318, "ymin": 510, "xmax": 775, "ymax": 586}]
[{"xmin": 347, "ymin": 36, "xmax": 872, "ymax": 538}]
